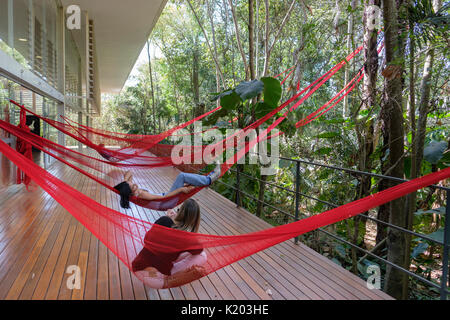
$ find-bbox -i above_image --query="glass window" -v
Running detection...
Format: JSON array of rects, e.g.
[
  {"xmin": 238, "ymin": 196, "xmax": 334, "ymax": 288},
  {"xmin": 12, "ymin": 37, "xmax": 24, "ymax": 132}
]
[
  {"xmin": 0, "ymin": 0, "xmax": 8, "ymax": 45},
  {"xmin": 45, "ymin": 0, "xmax": 58, "ymax": 88},
  {"xmin": 0, "ymin": 77, "xmax": 9, "ymax": 123},
  {"xmin": 65, "ymin": 27, "xmax": 81, "ymax": 110},
  {"xmin": 13, "ymin": 0, "xmax": 31, "ymax": 68}
]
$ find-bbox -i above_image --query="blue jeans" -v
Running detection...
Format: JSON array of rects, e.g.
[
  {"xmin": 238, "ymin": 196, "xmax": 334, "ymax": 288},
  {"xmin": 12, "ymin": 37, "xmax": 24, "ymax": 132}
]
[{"xmin": 169, "ymin": 173, "xmax": 212, "ymax": 193}]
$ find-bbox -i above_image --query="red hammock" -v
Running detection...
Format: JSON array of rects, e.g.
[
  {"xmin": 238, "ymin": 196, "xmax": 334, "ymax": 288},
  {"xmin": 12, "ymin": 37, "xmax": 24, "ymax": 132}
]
[
  {"xmin": 1, "ymin": 137, "xmax": 448, "ymax": 288},
  {"xmin": 15, "ymin": 109, "xmax": 33, "ymax": 188},
  {"xmin": 3, "ymin": 41, "xmax": 368, "ymax": 212},
  {"xmin": 3, "ymin": 58, "xmax": 364, "ymax": 211},
  {"xmin": 9, "ymin": 42, "xmax": 364, "ymax": 168}
]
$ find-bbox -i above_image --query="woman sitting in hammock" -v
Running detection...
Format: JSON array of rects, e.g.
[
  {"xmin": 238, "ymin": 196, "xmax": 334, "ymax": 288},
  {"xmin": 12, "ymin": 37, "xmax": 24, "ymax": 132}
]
[
  {"xmin": 113, "ymin": 161, "xmax": 221, "ymax": 208},
  {"xmin": 132, "ymin": 198, "xmax": 207, "ymax": 288}
]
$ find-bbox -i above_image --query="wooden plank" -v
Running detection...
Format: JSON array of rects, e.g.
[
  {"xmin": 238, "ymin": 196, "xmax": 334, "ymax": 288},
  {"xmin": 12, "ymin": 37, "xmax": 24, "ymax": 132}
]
[
  {"xmin": 31, "ymin": 215, "xmax": 72, "ymax": 299},
  {"xmin": 0, "ymin": 149, "xmax": 394, "ymax": 300},
  {"xmin": 5, "ymin": 220, "xmax": 59, "ymax": 299},
  {"xmin": 0, "ymin": 189, "xmax": 67, "ymax": 299},
  {"xmin": 44, "ymin": 224, "xmax": 77, "ymax": 299}
]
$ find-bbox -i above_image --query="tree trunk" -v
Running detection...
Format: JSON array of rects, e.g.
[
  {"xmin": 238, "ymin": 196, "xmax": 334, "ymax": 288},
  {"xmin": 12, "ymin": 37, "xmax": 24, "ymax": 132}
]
[
  {"xmin": 289, "ymin": 3, "xmax": 305, "ymax": 96},
  {"xmin": 262, "ymin": 0, "xmax": 296, "ymax": 76},
  {"xmin": 192, "ymin": 45, "xmax": 200, "ymax": 107},
  {"xmin": 403, "ymin": 0, "xmax": 442, "ymax": 298},
  {"xmin": 414, "ymin": 46, "xmax": 438, "ymax": 179},
  {"xmin": 146, "ymin": 40, "xmax": 157, "ymax": 134},
  {"xmin": 249, "ymin": 0, "xmax": 256, "ymax": 80},
  {"xmin": 255, "ymin": 0, "xmax": 260, "ymax": 78},
  {"xmin": 228, "ymin": 0, "xmax": 249, "ymax": 80},
  {"xmin": 343, "ymin": 0, "xmax": 357, "ymax": 118},
  {"xmin": 256, "ymin": 0, "xmax": 297, "ymax": 217},
  {"xmin": 376, "ymin": 134, "xmax": 390, "ymax": 244},
  {"xmin": 188, "ymin": 0, "xmax": 225, "ymax": 89},
  {"xmin": 382, "ymin": 0, "xmax": 407, "ymax": 300}
]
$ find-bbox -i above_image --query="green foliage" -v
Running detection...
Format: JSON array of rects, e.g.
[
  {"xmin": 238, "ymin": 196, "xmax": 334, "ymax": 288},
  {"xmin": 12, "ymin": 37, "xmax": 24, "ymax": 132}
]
[
  {"xmin": 260, "ymin": 77, "xmax": 282, "ymax": 108},
  {"xmin": 205, "ymin": 76, "xmax": 283, "ymax": 127},
  {"xmin": 424, "ymin": 140, "xmax": 447, "ymax": 164},
  {"xmin": 95, "ymin": 0, "xmax": 449, "ymax": 300},
  {"xmin": 407, "ymin": 0, "xmax": 449, "ymax": 49}
]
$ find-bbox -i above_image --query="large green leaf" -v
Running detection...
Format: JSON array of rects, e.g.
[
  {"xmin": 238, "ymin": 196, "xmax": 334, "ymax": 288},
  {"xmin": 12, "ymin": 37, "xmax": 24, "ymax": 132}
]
[
  {"xmin": 426, "ymin": 228, "xmax": 446, "ymax": 244},
  {"xmin": 438, "ymin": 150, "xmax": 450, "ymax": 169},
  {"xmin": 411, "ymin": 242, "xmax": 429, "ymax": 259},
  {"xmin": 260, "ymin": 77, "xmax": 282, "ymax": 108},
  {"xmin": 220, "ymin": 91, "xmax": 242, "ymax": 111},
  {"xmin": 315, "ymin": 147, "xmax": 333, "ymax": 156},
  {"xmin": 203, "ymin": 107, "xmax": 229, "ymax": 126},
  {"xmin": 316, "ymin": 132, "xmax": 340, "ymax": 139},
  {"xmin": 424, "ymin": 140, "xmax": 447, "ymax": 164},
  {"xmin": 254, "ymin": 101, "xmax": 274, "ymax": 119},
  {"xmin": 414, "ymin": 207, "xmax": 445, "ymax": 216},
  {"xmin": 210, "ymin": 89, "xmax": 233, "ymax": 102},
  {"xmin": 234, "ymin": 80, "xmax": 264, "ymax": 101}
]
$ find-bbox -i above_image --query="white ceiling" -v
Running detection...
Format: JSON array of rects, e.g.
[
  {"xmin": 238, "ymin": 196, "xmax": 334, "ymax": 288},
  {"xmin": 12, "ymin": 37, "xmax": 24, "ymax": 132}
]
[{"xmin": 61, "ymin": 0, "xmax": 167, "ymax": 93}]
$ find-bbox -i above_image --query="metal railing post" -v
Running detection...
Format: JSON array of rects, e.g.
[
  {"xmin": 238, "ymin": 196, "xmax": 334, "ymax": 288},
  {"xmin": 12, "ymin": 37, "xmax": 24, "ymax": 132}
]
[
  {"xmin": 294, "ymin": 161, "xmax": 300, "ymax": 244},
  {"xmin": 235, "ymin": 166, "xmax": 241, "ymax": 207},
  {"xmin": 440, "ymin": 190, "xmax": 450, "ymax": 300},
  {"xmin": 216, "ymin": 152, "xmax": 450, "ymax": 297}
]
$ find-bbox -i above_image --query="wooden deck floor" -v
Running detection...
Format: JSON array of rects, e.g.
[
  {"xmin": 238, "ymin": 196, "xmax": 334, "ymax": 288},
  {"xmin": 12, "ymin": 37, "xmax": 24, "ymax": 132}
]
[{"xmin": 0, "ymin": 149, "xmax": 393, "ymax": 300}]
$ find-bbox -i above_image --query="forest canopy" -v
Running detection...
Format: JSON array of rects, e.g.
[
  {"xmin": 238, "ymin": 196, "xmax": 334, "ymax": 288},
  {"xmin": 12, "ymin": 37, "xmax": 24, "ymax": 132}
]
[{"xmin": 94, "ymin": 0, "xmax": 449, "ymax": 300}]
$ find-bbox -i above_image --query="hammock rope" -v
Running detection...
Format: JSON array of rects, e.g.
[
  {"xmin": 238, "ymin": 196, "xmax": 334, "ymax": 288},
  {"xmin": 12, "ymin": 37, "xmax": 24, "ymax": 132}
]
[
  {"xmin": 3, "ymin": 40, "xmax": 378, "ymax": 211},
  {"xmin": 3, "ymin": 36, "xmax": 443, "ymax": 289},
  {"xmin": 3, "ymin": 60, "xmax": 363, "ymax": 211},
  {"xmin": 8, "ymin": 41, "xmax": 365, "ymax": 167},
  {"xmin": 0, "ymin": 137, "xmax": 448, "ymax": 289}
]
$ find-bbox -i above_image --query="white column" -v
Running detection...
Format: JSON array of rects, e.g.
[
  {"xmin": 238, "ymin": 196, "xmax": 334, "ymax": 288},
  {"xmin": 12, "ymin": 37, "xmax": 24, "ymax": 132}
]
[
  {"xmin": 7, "ymin": 0, "xmax": 14, "ymax": 49},
  {"xmin": 28, "ymin": 0, "xmax": 34, "ymax": 69},
  {"xmin": 56, "ymin": 5, "xmax": 65, "ymax": 146},
  {"xmin": 78, "ymin": 111, "xmax": 83, "ymax": 151}
]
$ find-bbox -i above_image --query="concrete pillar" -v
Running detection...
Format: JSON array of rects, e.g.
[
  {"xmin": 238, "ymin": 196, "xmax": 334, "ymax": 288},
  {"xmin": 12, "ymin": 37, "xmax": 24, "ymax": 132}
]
[
  {"xmin": 78, "ymin": 111, "xmax": 83, "ymax": 151},
  {"xmin": 7, "ymin": 0, "xmax": 13, "ymax": 50},
  {"xmin": 56, "ymin": 5, "xmax": 65, "ymax": 146}
]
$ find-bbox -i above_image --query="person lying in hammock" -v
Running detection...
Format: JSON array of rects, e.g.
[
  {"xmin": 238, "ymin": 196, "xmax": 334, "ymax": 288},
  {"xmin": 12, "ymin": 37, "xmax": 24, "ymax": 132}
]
[
  {"xmin": 132, "ymin": 198, "xmax": 207, "ymax": 288},
  {"xmin": 97, "ymin": 143, "xmax": 120, "ymax": 162},
  {"xmin": 113, "ymin": 161, "xmax": 221, "ymax": 209}
]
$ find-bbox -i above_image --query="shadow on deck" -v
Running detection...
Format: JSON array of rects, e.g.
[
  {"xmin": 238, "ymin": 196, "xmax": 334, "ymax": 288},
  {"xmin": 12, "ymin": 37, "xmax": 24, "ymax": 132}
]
[{"xmin": 0, "ymin": 149, "xmax": 393, "ymax": 300}]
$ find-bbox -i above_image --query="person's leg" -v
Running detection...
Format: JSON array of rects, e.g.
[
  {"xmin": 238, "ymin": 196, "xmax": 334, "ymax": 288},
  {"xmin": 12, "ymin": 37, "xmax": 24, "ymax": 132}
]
[
  {"xmin": 124, "ymin": 170, "xmax": 133, "ymax": 183},
  {"xmin": 170, "ymin": 251, "xmax": 207, "ymax": 275},
  {"xmin": 169, "ymin": 172, "xmax": 211, "ymax": 193},
  {"xmin": 134, "ymin": 268, "xmax": 166, "ymax": 289}
]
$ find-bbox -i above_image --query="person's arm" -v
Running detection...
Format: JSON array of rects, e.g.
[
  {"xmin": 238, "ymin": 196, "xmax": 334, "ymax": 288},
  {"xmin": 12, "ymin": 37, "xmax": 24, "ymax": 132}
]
[{"xmin": 135, "ymin": 186, "xmax": 195, "ymax": 201}]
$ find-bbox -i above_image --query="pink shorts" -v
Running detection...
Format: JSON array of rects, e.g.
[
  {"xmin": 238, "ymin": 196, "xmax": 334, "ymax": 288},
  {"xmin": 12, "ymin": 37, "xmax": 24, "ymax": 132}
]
[{"xmin": 134, "ymin": 251, "xmax": 207, "ymax": 289}]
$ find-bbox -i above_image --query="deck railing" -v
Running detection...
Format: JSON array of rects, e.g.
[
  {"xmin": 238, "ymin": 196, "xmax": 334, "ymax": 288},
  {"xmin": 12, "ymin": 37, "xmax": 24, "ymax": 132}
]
[{"xmin": 211, "ymin": 153, "xmax": 449, "ymax": 300}]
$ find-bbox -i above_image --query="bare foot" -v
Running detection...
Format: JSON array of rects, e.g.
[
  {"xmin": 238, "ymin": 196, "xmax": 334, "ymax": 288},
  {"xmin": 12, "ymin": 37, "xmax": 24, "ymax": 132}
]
[
  {"xmin": 143, "ymin": 267, "xmax": 161, "ymax": 278},
  {"xmin": 124, "ymin": 170, "xmax": 133, "ymax": 182},
  {"xmin": 164, "ymin": 265, "xmax": 207, "ymax": 288}
]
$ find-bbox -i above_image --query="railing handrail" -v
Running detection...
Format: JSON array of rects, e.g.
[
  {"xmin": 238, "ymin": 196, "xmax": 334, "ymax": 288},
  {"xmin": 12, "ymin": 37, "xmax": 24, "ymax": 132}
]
[
  {"xmin": 205, "ymin": 152, "xmax": 450, "ymax": 300},
  {"xmin": 228, "ymin": 167, "xmax": 447, "ymax": 246},
  {"xmin": 248, "ymin": 151, "xmax": 450, "ymax": 192}
]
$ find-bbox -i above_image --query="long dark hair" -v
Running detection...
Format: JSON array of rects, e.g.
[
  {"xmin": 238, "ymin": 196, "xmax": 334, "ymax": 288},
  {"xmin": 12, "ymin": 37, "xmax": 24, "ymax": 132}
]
[{"xmin": 173, "ymin": 199, "xmax": 201, "ymax": 233}]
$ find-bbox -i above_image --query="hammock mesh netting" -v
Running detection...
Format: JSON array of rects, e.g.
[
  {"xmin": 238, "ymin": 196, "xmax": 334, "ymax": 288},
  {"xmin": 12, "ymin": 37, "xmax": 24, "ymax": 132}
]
[
  {"xmin": 8, "ymin": 42, "xmax": 365, "ymax": 169},
  {"xmin": 3, "ymin": 38, "xmax": 442, "ymax": 289},
  {"xmin": 1, "ymin": 138, "xmax": 449, "ymax": 288},
  {"xmin": 3, "ymin": 43, "xmax": 369, "ymax": 211}
]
